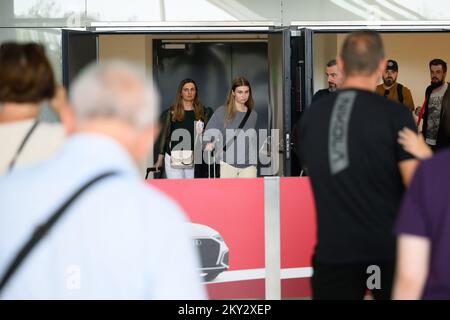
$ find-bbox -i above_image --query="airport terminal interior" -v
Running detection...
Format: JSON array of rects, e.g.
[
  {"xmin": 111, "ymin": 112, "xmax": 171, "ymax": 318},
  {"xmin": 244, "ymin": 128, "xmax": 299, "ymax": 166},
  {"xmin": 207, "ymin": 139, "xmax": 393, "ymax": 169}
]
[{"xmin": 1, "ymin": 0, "xmax": 450, "ymax": 302}]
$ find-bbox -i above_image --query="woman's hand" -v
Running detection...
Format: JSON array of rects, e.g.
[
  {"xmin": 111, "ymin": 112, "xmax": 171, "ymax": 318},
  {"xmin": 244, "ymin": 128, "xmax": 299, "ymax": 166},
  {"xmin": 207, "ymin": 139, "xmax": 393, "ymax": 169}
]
[
  {"xmin": 398, "ymin": 127, "xmax": 433, "ymax": 160},
  {"xmin": 155, "ymin": 154, "xmax": 164, "ymax": 171},
  {"xmin": 205, "ymin": 142, "xmax": 215, "ymax": 152},
  {"xmin": 195, "ymin": 120, "xmax": 204, "ymax": 134}
]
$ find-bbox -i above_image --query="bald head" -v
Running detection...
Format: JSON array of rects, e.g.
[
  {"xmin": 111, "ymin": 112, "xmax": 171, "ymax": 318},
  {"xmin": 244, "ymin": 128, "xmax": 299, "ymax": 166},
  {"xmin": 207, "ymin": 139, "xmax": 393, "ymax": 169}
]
[
  {"xmin": 69, "ymin": 61, "xmax": 159, "ymax": 129},
  {"xmin": 340, "ymin": 31, "xmax": 385, "ymax": 77}
]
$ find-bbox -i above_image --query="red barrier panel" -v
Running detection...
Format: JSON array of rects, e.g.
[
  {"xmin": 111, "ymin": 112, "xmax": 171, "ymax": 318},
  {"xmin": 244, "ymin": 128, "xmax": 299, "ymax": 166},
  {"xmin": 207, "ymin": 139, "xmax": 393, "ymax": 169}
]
[
  {"xmin": 280, "ymin": 177, "xmax": 316, "ymax": 267},
  {"xmin": 149, "ymin": 178, "xmax": 265, "ymax": 271},
  {"xmin": 280, "ymin": 177, "xmax": 317, "ymax": 298},
  {"xmin": 147, "ymin": 177, "xmax": 317, "ymax": 299}
]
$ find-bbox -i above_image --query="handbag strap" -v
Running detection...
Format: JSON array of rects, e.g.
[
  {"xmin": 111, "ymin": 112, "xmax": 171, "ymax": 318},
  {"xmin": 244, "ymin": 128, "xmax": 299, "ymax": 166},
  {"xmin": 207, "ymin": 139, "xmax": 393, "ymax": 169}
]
[
  {"xmin": 223, "ymin": 108, "xmax": 251, "ymax": 152},
  {"xmin": 0, "ymin": 171, "xmax": 118, "ymax": 296},
  {"xmin": 163, "ymin": 109, "xmax": 173, "ymax": 152},
  {"xmin": 8, "ymin": 119, "xmax": 40, "ymax": 172}
]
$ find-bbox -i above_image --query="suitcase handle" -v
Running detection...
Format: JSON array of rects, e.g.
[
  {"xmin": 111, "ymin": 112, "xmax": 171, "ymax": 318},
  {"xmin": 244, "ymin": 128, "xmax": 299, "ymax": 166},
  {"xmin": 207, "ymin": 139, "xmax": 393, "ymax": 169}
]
[{"xmin": 145, "ymin": 167, "xmax": 159, "ymax": 179}]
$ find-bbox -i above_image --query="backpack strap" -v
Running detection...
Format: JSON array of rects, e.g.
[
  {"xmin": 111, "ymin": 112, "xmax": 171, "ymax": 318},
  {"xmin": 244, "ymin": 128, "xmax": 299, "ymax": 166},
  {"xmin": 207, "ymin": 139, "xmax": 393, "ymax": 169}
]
[
  {"xmin": 0, "ymin": 171, "xmax": 118, "ymax": 295},
  {"xmin": 397, "ymin": 83, "xmax": 404, "ymax": 105}
]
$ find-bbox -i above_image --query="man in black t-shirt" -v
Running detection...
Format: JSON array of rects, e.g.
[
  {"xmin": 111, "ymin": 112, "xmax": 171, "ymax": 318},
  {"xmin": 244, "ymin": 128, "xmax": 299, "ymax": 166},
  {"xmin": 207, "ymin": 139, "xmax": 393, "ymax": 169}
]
[
  {"xmin": 299, "ymin": 31, "xmax": 419, "ymax": 300},
  {"xmin": 311, "ymin": 59, "xmax": 344, "ymax": 104}
]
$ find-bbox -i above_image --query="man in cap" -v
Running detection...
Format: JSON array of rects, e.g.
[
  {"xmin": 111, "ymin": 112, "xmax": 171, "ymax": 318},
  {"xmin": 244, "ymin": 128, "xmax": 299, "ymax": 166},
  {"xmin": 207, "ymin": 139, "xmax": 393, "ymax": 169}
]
[{"xmin": 376, "ymin": 59, "xmax": 415, "ymax": 111}]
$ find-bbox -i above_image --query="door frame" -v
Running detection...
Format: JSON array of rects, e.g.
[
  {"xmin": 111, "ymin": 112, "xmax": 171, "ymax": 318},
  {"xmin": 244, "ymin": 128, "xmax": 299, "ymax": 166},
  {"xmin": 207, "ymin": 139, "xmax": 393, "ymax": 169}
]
[
  {"xmin": 61, "ymin": 24, "xmax": 286, "ymax": 176},
  {"xmin": 288, "ymin": 22, "xmax": 450, "ymax": 175}
]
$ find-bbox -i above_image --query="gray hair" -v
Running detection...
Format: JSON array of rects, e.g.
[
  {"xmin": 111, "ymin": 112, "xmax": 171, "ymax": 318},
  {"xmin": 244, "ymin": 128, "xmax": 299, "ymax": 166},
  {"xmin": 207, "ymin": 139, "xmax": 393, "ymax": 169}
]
[
  {"xmin": 340, "ymin": 30, "xmax": 384, "ymax": 76},
  {"xmin": 69, "ymin": 60, "xmax": 159, "ymax": 128}
]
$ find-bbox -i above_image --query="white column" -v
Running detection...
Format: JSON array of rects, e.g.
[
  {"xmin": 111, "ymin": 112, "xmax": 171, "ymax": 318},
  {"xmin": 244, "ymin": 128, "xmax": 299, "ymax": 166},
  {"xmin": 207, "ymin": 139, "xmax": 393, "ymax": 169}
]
[{"xmin": 264, "ymin": 176, "xmax": 281, "ymax": 300}]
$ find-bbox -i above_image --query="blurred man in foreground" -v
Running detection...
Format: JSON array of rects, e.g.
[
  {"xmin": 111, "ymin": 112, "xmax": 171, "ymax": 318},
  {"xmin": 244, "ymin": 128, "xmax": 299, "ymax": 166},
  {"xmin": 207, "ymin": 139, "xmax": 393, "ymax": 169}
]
[{"xmin": 0, "ymin": 61, "xmax": 206, "ymax": 299}]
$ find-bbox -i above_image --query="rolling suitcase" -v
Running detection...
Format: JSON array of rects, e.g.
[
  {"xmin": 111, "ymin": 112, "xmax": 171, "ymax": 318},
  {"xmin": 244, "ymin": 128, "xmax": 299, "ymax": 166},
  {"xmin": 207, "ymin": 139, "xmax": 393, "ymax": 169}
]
[{"xmin": 207, "ymin": 150, "xmax": 220, "ymax": 179}]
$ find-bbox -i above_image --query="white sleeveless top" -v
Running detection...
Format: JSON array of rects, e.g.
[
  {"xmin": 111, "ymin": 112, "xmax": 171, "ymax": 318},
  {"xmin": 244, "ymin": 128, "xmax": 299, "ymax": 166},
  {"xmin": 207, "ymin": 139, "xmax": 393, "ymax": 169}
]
[{"xmin": 0, "ymin": 119, "xmax": 65, "ymax": 174}]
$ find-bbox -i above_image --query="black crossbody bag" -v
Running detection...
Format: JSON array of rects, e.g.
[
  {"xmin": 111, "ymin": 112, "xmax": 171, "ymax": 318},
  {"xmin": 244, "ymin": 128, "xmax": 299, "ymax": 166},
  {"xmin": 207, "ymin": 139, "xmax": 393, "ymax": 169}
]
[
  {"xmin": 208, "ymin": 109, "xmax": 251, "ymax": 178},
  {"xmin": 0, "ymin": 171, "xmax": 118, "ymax": 296}
]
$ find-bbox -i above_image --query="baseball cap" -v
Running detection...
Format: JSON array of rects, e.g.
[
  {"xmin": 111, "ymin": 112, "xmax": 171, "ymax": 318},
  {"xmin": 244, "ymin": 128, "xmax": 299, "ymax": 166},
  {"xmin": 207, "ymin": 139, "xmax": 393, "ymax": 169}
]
[{"xmin": 386, "ymin": 59, "xmax": 398, "ymax": 72}]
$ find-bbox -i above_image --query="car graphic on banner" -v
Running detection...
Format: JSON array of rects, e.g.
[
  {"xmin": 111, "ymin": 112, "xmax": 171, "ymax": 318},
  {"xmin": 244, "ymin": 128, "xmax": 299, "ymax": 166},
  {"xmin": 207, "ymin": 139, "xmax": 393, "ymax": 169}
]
[{"xmin": 190, "ymin": 223, "xmax": 229, "ymax": 282}]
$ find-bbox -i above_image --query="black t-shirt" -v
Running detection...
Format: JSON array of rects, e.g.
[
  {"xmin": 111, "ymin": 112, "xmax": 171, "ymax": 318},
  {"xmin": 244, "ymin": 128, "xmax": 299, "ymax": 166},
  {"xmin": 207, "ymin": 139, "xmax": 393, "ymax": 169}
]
[
  {"xmin": 311, "ymin": 88, "xmax": 332, "ymax": 104},
  {"xmin": 299, "ymin": 88, "xmax": 416, "ymax": 263}
]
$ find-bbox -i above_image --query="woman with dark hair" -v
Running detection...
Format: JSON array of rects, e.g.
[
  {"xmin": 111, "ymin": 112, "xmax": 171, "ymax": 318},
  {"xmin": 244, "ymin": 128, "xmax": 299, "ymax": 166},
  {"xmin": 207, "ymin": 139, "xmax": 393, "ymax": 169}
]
[
  {"xmin": 204, "ymin": 76, "xmax": 258, "ymax": 178},
  {"xmin": 155, "ymin": 78, "xmax": 213, "ymax": 179},
  {"xmin": 0, "ymin": 42, "xmax": 66, "ymax": 174}
]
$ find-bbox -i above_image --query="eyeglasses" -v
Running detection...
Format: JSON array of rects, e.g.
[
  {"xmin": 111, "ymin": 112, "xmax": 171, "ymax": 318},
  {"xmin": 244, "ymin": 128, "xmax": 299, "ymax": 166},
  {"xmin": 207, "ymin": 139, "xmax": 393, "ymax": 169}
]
[{"xmin": 384, "ymin": 89, "xmax": 390, "ymax": 97}]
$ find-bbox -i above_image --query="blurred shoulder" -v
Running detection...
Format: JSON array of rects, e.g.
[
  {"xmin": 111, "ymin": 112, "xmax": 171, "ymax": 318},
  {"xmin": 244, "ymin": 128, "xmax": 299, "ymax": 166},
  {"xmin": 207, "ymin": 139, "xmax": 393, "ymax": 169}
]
[{"xmin": 137, "ymin": 182, "xmax": 189, "ymax": 223}]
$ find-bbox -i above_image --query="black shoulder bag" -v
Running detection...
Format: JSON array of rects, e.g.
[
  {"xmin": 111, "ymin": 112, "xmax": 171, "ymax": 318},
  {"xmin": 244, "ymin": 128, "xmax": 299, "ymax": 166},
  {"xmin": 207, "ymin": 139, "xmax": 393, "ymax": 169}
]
[{"xmin": 0, "ymin": 171, "xmax": 118, "ymax": 296}]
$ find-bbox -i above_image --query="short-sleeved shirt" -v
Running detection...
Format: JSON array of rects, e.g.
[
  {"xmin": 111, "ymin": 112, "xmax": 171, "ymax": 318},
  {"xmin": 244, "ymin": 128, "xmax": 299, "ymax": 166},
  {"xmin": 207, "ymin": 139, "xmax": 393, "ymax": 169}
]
[
  {"xmin": 375, "ymin": 82, "xmax": 415, "ymax": 112},
  {"xmin": 395, "ymin": 149, "xmax": 450, "ymax": 299},
  {"xmin": 299, "ymin": 88, "xmax": 416, "ymax": 263},
  {"xmin": 0, "ymin": 134, "xmax": 206, "ymax": 299},
  {"xmin": 425, "ymin": 83, "xmax": 448, "ymax": 146}
]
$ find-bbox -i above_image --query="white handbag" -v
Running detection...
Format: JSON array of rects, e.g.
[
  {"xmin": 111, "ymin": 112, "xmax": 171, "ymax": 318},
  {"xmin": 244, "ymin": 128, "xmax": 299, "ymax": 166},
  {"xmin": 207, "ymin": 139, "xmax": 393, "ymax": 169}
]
[{"xmin": 170, "ymin": 150, "xmax": 194, "ymax": 169}]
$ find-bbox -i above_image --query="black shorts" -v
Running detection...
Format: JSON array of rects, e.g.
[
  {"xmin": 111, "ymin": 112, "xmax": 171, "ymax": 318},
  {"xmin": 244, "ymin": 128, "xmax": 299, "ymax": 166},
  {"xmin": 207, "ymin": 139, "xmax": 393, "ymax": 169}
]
[{"xmin": 311, "ymin": 257, "xmax": 395, "ymax": 300}]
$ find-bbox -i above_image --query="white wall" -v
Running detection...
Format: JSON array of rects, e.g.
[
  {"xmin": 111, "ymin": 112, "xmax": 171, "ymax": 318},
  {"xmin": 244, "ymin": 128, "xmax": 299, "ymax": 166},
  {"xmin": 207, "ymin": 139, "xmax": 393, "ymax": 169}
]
[
  {"xmin": 98, "ymin": 35, "xmax": 154, "ymax": 171},
  {"xmin": 99, "ymin": 35, "xmax": 146, "ymax": 63}
]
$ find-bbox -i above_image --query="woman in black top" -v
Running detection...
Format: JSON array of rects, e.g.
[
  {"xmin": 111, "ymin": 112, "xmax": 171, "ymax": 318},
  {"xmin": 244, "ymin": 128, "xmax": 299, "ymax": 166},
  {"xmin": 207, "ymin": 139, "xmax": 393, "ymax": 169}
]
[{"xmin": 155, "ymin": 78, "xmax": 212, "ymax": 178}]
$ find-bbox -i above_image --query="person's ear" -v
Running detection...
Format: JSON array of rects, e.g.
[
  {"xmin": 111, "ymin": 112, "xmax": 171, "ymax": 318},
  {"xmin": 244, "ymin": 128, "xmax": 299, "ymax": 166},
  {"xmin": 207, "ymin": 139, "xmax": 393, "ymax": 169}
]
[
  {"xmin": 378, "ymin": 58, "xmax": 388, "ymax": 75},
  {"xmin": 336, "ymin": 56, "xmax": 345, "ymax": 75},
  {"xmin": 59, "ymin": 103, "xmax": 76, "ymax": 136},
  {"xmin": 133, "ymin": 125, "xmax": 160, "ymax": 162}
]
